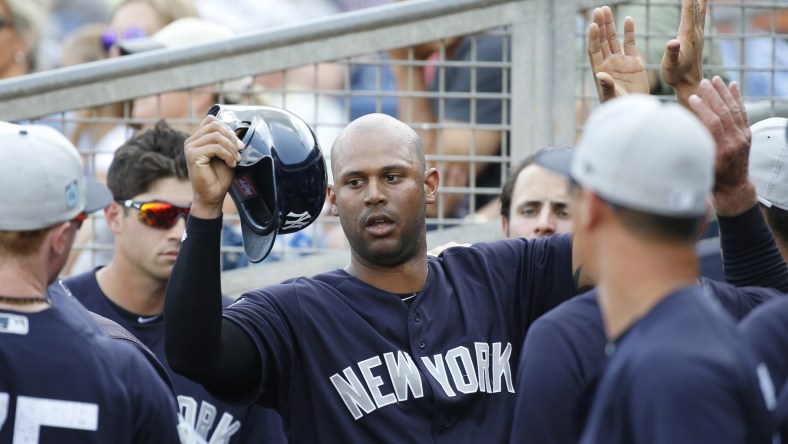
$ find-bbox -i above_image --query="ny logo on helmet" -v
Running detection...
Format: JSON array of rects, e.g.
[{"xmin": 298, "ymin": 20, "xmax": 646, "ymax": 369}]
[{"xmin": 282, "ymin": 211, "xmax": 313, "ymax": 231}]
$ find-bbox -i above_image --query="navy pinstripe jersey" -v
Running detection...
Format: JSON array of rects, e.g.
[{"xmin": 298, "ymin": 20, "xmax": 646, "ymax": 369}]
[
  {"xmin": 0, "ymin": 289, "xmax": 180, "ymax": 442},
  {"xmin": 216, "ymin": 234, "xmax": 575, "ymax": 443},
  {"xmin": 64, "ymin": 270, "xmax": 287, "ymax": 444}
]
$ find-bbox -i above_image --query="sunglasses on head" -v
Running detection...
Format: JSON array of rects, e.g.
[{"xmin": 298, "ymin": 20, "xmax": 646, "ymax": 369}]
[
  {"xmin": 119, "ymin": 200, "xmax": 191, "ymax": 229},
  {"xmin": 101, "ymin": 26, "xmax": 147, "ymax": 53}
]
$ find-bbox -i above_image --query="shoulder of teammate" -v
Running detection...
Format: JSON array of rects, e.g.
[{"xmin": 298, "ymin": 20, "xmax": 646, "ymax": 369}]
[
  {"xmin": 50, "ymin": 279, "xmax": 179, "ymax": 396},
  {"xmin": 701, "ymin": 277, "xmax": 785, "ymax": 321}
]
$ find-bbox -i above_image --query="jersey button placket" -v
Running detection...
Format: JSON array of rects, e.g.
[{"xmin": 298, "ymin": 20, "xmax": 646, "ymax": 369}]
[{"xmin": 417, "ymin": 338, "xmax": 426, "ymax": 349}]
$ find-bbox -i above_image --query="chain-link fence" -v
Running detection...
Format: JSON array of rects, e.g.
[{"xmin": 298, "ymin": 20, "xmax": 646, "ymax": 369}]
[{"xmin": 0, "ymin": 0, "xmax": 785, "ymax": 293}]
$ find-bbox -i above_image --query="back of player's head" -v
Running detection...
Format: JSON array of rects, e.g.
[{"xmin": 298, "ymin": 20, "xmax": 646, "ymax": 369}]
[
  {"xmin": 749, "ymin": 117, "xmax": 788, "ymax": 242},
  {"xmin": 0, "ymin": 121, "xmax": 111, "ymax": 253},
  {"xmin": 106, "ymin": 120, "xmax": 189, "ymax": 200},
  {"xmin": 537, "ymin": 95, "xmax": 715, "ymax": 242}
]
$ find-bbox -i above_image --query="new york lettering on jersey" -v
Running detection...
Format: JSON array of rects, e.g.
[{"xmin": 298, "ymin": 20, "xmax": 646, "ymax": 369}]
[
  {"xmin": 331, "ymin": 342, "xmax": 514, "ymax": 419},
  {"xmin": 64, "ymin": 271, "xmax": 285, "ymax": 443},
  {"xmin": 220, "ymin": 236, "xmax": 575, "ymax": 442}
]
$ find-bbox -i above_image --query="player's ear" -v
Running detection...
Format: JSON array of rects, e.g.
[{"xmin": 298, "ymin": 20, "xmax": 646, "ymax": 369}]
[
  {"xmin": 49, "ymin": 222, "xmax": 73, "ymax": 257},
  {"xmin": 105, "ymin": 201, "xmax": 124, "ymax": 234},
  {"xmin": 327, "ymin": 185, "xmax": 339, "ymax": 216},
  {"xmin": 424, "ymin": 167, "xmax": 439, "ymax": 204},
  {"xmin": 583, "ymin": 191, "xmax": 607, "ymax": 231},
  {"xmin": 501, "ymin": 216, "xmax": 510, "ymax": 238}
]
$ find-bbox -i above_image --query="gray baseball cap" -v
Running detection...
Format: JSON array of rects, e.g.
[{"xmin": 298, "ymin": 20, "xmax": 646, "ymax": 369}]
[
  {"xmin": 0, "ymin": 122, "xmax": 112, "ymax": 231},
  {"xmin": 749, "ymin": 117, "xmax": 788, "ymax": 210},
  {"xmin": 536, "ymin": 94, "xmax": 715, "ymax": 217}
]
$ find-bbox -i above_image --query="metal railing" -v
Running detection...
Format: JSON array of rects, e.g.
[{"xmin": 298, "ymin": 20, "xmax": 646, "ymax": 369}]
[{"xmin": 0, "ymin": 0, "xmax": 785, "ymax": 294}]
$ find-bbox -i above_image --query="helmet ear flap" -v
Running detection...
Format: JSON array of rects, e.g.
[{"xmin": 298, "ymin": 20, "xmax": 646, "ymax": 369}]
[{"xmin": 212, "ymin": 104, "xmax": 327, "ymax": 262}]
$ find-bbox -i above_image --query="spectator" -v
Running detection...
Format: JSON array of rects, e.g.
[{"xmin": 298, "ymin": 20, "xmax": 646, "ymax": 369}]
[
  {"xmin": 0, "ymin": 121, "xmax": 181, "ymax": 442},
  {"xmin": 499, "ymin": 147, "xmax": 574, "ymax": 239},
  {"xmin": 104, "ymin": 0, "xmax": 196, "ymax": 58},
  {"xmin": 59, "ymin": 23, "xmax": 133, "ymax": 181},
  {"xmin": 64, "ymin": 120, "xmax": 287, "ymax": 443},
  {"xmin": 390, "ymin": 29, "xmax": 509, "ymax": 219},
  {"xmin": 39, "ymin": 0, "xmax": 110, "ymax": 72},
  {"xmin": 0, "ymin": 0, "xmax": 47, "ymax": 79},
  {"xmin": 121, "ymin": 17, "xmax": 256, "ymax": 133}
]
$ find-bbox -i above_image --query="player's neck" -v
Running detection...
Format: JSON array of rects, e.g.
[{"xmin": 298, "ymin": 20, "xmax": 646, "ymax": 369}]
[
  {"xmin": 596, "ymin": 237, "xmax": 699, "ymax": 340},
  {"xmin": 0, "ymin": 262, "xmax": 51, "ymax": 313},
  {"xmin": 96, "ymin": 259, "xmax": 167, "ymax": 316},
  {"xmin": 345, "ymin": 254, "xmax": 429, "ymax": 294}
]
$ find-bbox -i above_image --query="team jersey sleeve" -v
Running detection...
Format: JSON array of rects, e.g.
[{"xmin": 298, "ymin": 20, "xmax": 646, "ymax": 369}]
[
  {"xmin": 111, "ymin": 340, "xmax": 182, "ymax": 443},
  {"xmin": 217, "ymin": 282, "xmax": 304, "ymax": 408},
  {"xmin": 739, "ymin": 298, "xmax": 788, "ymax": 392},
  {"xmin": 164, "ymin": 215, "xmax": 262, "ymax": 395},
  {"xmin": 512, "ymin": 306, "xmax": 599, "ymax": 444},
  {"xmin": 515, "ymin": 233, "xmax": 576, "ymax": 328},
  {"xmin": 719, "ymin": 204, "xmax": 788, "ymax": 292},
  {"xmin": 459, "ymin": 233, "xmax": 575, "ymax": 335},
  {"xmin": 702, "ymin": 279, "xmax": 784, "ymax": 321}
]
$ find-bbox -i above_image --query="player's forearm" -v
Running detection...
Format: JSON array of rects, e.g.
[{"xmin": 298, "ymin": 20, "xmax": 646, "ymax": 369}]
[
  {"xmin": 719, "ymin": 203, "xmax": 788, "ymax": 292},
  {"xmin": 672, "ymin": 83, "xmax": 701, "ymax": 109},
  {"xmin": 164, "ymin": 215, "xmax": 227, "ymax": 377}
]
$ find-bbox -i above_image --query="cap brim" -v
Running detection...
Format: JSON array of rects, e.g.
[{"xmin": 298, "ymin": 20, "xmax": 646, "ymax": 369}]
[
  {"xmin": 84, "ymin": 177, "xmax": 113, "ymax": 213},
  {"xmin": 118, "ymin": 38, "xmax": 166, "ymax": 56},
  {"xmin": 239, "ymin": 219, "xmax": 277, "ymax": 263},
  {"xmin": 534, "ymin": 149, "xmax": 573, "ymax": 177}
]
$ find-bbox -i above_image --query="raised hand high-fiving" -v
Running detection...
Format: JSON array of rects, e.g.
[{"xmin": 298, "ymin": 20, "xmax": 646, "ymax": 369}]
[
  {"xmin": 662, "ymin": 0, "xmax": 707, "ymax": 106},
  {"xmin": 587, "ymin": 6, "xmax": 649, "ymax": 103}
]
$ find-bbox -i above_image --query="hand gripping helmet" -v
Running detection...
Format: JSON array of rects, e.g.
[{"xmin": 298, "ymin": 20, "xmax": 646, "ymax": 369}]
[{"xmin": 208, "ymin": 104, "xmax": 328, "ymax": 262}]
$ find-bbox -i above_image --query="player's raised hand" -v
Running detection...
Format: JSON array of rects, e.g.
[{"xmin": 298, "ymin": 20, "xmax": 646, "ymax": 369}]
[
  {"xmin": 688, "ymin": 76, "xmax": 754, "ymax": 216},
  {"xmin": 184, "ymin": 115, "xmax": 243, "ymax": 218},
  {"xmin": 587, "ymin": 6, "xmax": 649, "ymax": 103},
  {"xmin": 661, "ymin": 0, "xmax": 707, "ymax": 106}
]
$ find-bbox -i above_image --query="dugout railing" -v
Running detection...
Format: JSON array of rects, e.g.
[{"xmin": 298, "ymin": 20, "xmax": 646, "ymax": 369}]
[{"xmin": 0, "ymin": 0, "xmax": 784, "ymax": 294}]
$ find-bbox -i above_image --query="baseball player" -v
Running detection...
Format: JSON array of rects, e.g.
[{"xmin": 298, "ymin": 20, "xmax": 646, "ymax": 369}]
[
  {"xmin": 499, "ymin": 147, "xmax": 575, "ymax": 239},
  {"xmin": 163, "ymin": 108, "xmax": 584, "ymax": 442},
  {"xmin": 553, "ymin": 92, "xmax": 773, "ymax": 443},
  {"xmin": 0, "ymin": 122, "xmax": 182, "ymax": 442},
  {"xmin": 738, "ymin": 118, "xmax": 788, "ymax": 443},
  {"xmin": 511, "ymin": 4, "xmax": 786, "ymax": 442},
  {"xmin": 64, "ymin": 120, "xmax": 286, "ymax": 443}
]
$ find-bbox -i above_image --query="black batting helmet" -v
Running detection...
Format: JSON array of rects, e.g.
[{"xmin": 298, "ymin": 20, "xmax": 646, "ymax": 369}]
[{"xmin": 208, "ymin": 104, "xmax": 328, "ymax": 263}]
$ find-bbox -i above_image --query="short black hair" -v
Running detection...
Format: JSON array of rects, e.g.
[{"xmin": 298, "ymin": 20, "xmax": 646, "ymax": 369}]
[{"xmin": 500, "ymin": 146, "xmax": 568, "ymax": 219}]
